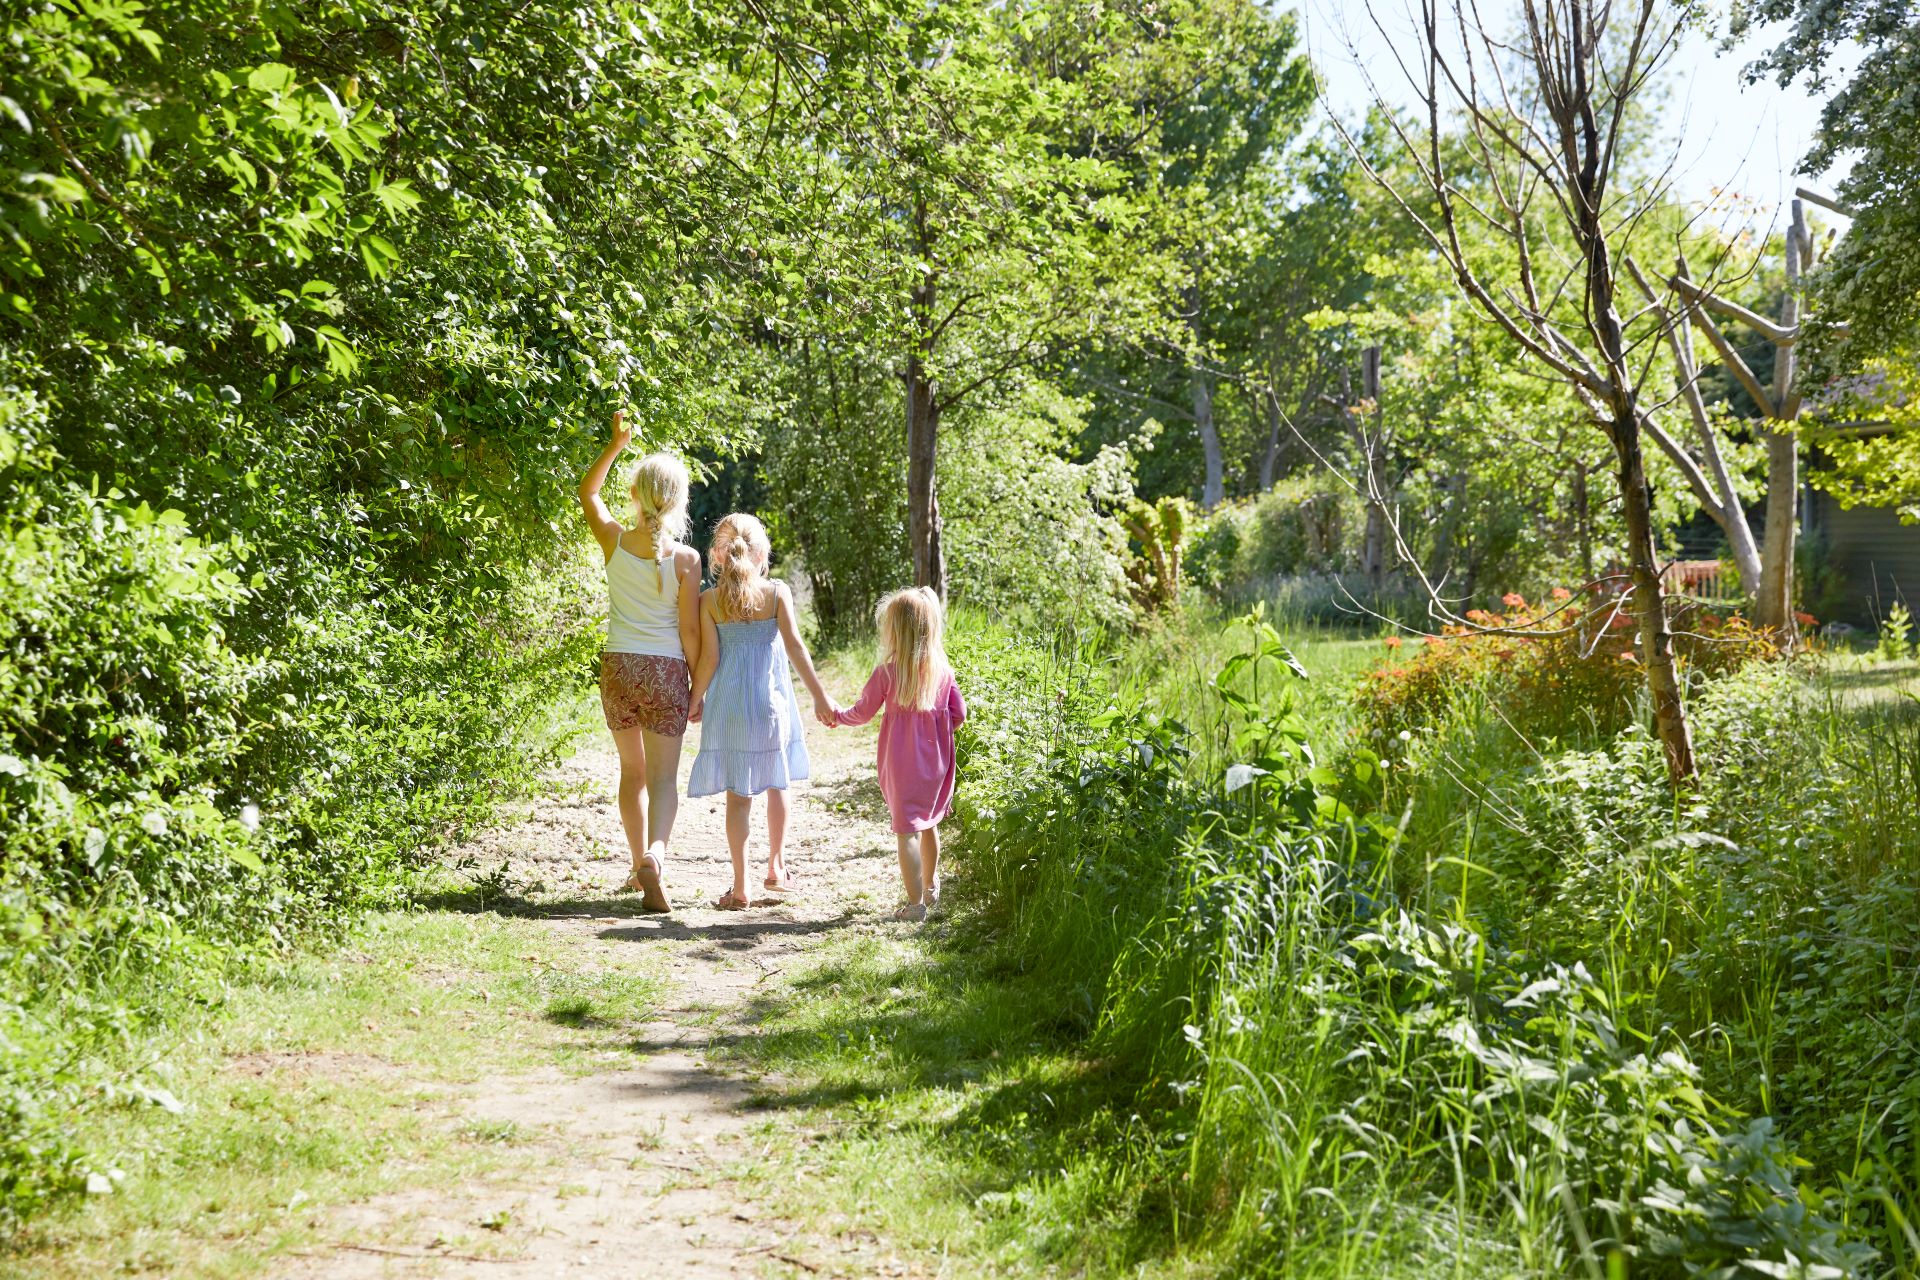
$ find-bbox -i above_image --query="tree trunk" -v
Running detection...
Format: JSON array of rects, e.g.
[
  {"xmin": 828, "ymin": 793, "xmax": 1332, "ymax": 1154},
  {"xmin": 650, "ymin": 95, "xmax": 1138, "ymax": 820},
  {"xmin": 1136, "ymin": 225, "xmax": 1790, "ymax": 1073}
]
[
  {"xmin": 1192, "ymin": 366, "xmax": 1223, "ymax": 509},
  {"xmin": 1571, "ymin": 458, "xmax": 1593, "ymax": 582},
  {"xmin": 1259, "ymin": 388, "xmax": 1285, "ymax": 490},
  {"xmin": 1426, "ymin": 470, "xmax": 1465, "ymax": 586},
  {"xmin": 1611, "ymin": 414, "xmax": 1697, "ymax": 782},
  {"xmin": 1754, "ymin": 199, "xmax": 1804, "ymax": 637},
  {"xmin": 1359, "ymin": 346, "xmax": 1386, "ymax": 588},
  {"xmin": 1754, "ymin": 429, "xmax": 1796, "ymax": 630},
  {"xmin": 905, "ymin": 349, "xmax": 946, "ymax": 599},
  {"xmin": 1570, "ymin": 107, "xmax": 1697, "ymax": 783},
  {"xmin": 904, "ymin": 201, "xmax": 948, "ymax": 599},
  {"xmin": 1672, "ymin": 314, "xmax": 1765, "ymax": 592}
]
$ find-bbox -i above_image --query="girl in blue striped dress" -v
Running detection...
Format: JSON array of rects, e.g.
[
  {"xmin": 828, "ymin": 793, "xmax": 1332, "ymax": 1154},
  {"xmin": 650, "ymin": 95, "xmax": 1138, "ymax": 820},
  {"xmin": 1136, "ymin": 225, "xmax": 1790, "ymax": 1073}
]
[{"xmin": 687, "ymin": 514, "xmax": 836, "ymax": 908}]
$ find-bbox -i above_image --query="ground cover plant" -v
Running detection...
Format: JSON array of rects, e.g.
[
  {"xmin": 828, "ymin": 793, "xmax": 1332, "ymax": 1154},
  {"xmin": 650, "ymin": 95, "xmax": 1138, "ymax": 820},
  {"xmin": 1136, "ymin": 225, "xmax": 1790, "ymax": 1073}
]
[{"xmin": 714, "ymin": 607, "xmax": 1920, "ymax": 1279}]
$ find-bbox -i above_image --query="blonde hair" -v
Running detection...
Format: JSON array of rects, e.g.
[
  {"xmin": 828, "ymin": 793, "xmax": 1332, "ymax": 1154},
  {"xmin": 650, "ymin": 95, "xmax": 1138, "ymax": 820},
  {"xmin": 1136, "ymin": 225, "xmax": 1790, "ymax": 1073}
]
[
  {"xmin": 876, "ymin": 587, "xmax": 948, "ymax": 711},
  {"xmin": 710, "ymin": 513, "xmax": 773, "ymax": 621},
  {"xmin": 628, "ymin": 453, "xmax": 690, "ymax": 558}
]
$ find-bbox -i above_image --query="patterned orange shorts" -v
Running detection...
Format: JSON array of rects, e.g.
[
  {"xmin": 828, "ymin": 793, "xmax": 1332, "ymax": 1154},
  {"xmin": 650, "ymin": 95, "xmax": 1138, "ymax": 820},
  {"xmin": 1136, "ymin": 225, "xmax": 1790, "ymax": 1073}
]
[{"xmin": 599, "ymin": 652, "xmax": 690, "ymax": 736}]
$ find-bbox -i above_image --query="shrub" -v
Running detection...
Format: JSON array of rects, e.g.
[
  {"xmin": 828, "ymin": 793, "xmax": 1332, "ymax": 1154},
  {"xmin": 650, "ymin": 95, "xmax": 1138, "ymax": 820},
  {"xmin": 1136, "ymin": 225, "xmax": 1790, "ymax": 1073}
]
[
  {"xmin": 1184, "ymin": 474, "xmax": 1359, "ymax": 596},
  {"xmin": 952, "ymin": 611, "xmax": 1880, "ymax": 1272},
  {"xmin": 943, "ymin": 383, "xmax": 1139, "ymax": 631},
  {"xmin": 1121, "ymin": 495, "xmax": 1189, "ymax": 617},
  {"xmin": 1184, "ymin": 496, "xmax": 1252, "ymax": 592},
  {"xmin": 0, "ymin": 398, "xmax": 596, "ymax": 1218},
  {"xmin": 1355, "ymin": 593, "xmax": 1788, "ymax": 743},
  {"xmin": 1237, "ymin": 473, "xmax": 1359, "ymax": 581}
]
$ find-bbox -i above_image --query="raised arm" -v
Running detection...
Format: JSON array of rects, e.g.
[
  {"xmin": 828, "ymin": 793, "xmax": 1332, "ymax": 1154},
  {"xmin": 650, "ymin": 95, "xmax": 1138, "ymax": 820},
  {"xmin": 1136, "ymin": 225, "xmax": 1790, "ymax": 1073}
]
[
  {"xmin": 773, "ymin": 583, "xmax": 835, "ymax": 724},
  {"xmin": 576, "ymin": 410, "xmax": 631, "ymax": 561},
  {"xmin": 833, "ymin": 666, "xmax": 891, "ymax": 729},
  {"xmin": 688, "ymin": 594, "xmax": 720, "ymax": 723}
]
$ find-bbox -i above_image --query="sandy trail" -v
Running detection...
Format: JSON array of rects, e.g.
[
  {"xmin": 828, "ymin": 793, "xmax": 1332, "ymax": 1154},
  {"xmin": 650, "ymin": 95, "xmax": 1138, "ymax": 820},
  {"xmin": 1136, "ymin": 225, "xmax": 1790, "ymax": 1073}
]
[{"xmin": 277, "ymin": 712, "xmax": 910, "ymax": 1279}]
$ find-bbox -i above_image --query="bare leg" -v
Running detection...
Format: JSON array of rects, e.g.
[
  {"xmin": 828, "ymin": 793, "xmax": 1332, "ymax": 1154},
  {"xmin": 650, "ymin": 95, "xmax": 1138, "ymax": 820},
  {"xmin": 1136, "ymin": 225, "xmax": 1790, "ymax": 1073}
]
[
  {"xmin": 764, "ymin": 787, "xmax": 790, "ymax": 887},
  {"xmin": 921, "ymin": 826, "xmax": 941, "ymax": 905},
  {"xmin": 895, "ymin": 831, "xmax": 924, "ymax": 906},
  {"xmin": 639, "ymin": 727, "xmax": 683, "ymax": 858},
  {"xmin": 724, "ymin": 791, "xmax": 754, "ymax": 904},
  {"xmin": 610, "ymin": 727, "xmax": 649, "ymax": 886}
]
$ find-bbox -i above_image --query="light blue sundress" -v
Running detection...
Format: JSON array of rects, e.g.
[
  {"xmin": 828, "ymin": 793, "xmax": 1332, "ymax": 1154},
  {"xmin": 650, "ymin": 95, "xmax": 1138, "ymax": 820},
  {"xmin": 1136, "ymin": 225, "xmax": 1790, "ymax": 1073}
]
[{"xmin": 687, "ymin": 617, "xmax": 811, "ymax": 797}]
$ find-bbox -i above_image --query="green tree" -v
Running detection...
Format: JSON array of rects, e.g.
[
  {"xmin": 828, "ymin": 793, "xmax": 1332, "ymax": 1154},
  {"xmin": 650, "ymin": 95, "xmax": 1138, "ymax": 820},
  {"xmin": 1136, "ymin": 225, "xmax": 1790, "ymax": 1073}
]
[{"xmin": 1735, "ymin": 0, "xmax": 1920, "ymax": 358}]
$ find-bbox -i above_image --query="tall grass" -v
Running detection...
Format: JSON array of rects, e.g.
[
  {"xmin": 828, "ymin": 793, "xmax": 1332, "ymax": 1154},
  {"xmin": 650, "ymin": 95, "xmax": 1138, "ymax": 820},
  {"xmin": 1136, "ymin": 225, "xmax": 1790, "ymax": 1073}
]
[{"xmin": 942, "ymin": 599, "xmax": 1920, "ymax": 1276}]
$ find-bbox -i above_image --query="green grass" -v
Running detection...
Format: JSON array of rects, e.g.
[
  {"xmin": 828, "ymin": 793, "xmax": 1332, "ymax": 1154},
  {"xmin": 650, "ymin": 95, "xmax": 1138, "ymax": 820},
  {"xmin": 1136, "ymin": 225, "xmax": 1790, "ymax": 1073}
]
[
  {"xmin": 1, "ymin": 910, "xmax": 667, "ymax": 1278},
  {"xmin": 1115, "ymin": 596, "xmax": 1384, "ymax": 744},
  {"xmin": 715, "ymin": 929, "xmax": 1215, "ymax": 1279},
  {"xmin": 721, "ymin": 604, "xmax": 1920, "ymax": 1279}
]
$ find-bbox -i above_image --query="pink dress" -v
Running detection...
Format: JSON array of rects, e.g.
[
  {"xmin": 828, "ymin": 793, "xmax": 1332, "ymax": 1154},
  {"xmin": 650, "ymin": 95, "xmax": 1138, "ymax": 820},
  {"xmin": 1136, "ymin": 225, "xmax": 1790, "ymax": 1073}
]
[{"xmin": 833, "ymin": 664, "xmax": 967, "ymax": 834}]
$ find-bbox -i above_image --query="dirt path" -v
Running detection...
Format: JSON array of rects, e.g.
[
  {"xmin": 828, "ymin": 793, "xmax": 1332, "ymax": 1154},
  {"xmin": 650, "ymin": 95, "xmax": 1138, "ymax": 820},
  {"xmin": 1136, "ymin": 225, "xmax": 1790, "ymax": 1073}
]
[{"xmin": 278, "ymin": 713, "xmax": 907, "ymax": 1279}]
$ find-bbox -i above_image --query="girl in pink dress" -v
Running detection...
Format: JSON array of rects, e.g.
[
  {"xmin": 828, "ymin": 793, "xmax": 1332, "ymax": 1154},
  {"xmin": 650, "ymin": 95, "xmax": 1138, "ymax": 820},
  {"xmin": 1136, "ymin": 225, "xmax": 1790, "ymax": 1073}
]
[{"xmin": 831, "ymin": 588, "xmax": 967, "ymax": 922}]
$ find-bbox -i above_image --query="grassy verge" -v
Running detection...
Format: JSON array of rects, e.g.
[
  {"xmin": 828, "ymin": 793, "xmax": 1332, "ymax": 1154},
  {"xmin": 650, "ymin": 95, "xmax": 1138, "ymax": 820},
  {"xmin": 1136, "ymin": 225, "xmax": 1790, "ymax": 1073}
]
[
  {"xmin": 1, "ymin": 909, "xmax": 667, "ymax": 1278},
  {"xmin": 717, "ymin": 928, "xmax": 1208, "ymax": 1280},
  {"xmin": 719, "ymin": 605, "xmax": 1920, "ymax": 1279}
]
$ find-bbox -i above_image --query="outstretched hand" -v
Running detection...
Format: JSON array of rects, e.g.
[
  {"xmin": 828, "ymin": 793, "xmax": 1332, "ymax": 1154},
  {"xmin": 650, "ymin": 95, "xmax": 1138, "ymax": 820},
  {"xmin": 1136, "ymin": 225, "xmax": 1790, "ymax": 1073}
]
[{"xmin": 610, "ymin": 409, "xmax": 632, "ymax": 451}]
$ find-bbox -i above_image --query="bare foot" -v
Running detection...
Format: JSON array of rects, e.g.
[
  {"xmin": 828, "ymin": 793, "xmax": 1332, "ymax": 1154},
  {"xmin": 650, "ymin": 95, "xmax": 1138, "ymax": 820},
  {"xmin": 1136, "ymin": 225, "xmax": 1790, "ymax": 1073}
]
[
  {"xmin": 636, "ymin": 851, "xmax": 672, "ymax": 913},
  {"xmin": 889, "ymin": 902, "xmax": 927, "ymax": 923}
]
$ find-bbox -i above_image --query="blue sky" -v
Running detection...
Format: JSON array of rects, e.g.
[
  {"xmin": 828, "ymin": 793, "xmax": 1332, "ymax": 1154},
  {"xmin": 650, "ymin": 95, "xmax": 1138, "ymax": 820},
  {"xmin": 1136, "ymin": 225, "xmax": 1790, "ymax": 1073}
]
[{"xmin": 1300, "ymin": 0, "xmax": 1855, "ymax": 214}]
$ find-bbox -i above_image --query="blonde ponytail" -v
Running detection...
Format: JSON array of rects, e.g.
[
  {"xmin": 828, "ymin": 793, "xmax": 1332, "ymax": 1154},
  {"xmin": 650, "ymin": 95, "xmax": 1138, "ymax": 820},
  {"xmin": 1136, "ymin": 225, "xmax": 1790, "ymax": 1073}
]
[
  {"xmin": 710, "ymin": 513, "xmax": 773, "ymax": 621},
  {"xmin": 629, "ymin": 454, "xmax": 690, "ymax": 558},
  {"xmin": 876, "ymin": 587, "xmax": 947, "ymax": 711}
]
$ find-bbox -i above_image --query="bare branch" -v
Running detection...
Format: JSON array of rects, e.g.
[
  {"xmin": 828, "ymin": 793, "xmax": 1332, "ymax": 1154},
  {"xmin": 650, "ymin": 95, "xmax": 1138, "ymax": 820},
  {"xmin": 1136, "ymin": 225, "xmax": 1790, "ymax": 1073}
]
[{"xmin": 1668, "ymin": 274, "xmax": 1798, "ymax": 346}]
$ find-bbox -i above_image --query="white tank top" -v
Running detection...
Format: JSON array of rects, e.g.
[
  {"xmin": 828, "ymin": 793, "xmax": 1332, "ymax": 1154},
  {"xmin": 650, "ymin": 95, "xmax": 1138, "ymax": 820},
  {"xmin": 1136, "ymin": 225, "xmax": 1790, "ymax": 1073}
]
[{"xmin": 605, "ymin": 537, "xmax": 684, "ymax": 658}]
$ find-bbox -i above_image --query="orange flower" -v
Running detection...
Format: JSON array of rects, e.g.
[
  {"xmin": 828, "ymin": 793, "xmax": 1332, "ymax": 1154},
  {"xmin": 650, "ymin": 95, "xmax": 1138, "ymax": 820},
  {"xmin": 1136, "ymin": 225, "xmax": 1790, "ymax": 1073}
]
[
  {"xmin": 1383, "ymin": 634, "xmax": 1405, "ymax": 649},
  {"xmin": 1794, "ymin": 611, "xmax": 1817, "ymax": 627},
  {"xmin": 1550, "ymin": 587, "xmax": 1572, "ymax": 601},
  {"xmin": 1502, "ymin": 592, "xmax": 1527, "ymax": 609}
]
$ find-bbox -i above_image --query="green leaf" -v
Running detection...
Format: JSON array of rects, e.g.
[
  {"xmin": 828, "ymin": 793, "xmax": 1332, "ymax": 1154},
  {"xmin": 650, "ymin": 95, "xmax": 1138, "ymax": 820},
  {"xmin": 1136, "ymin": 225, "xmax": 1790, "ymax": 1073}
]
[{"xmin": 246, "ymin": 63, "xmax": 296, "ymax": 93}]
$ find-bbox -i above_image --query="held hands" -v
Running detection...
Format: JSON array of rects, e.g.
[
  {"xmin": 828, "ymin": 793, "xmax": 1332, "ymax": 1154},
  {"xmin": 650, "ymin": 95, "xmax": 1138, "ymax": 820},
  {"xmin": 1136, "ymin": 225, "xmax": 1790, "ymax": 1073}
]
[
  {"xmin": 814, "ymin": 696, "xmax": 839, "ymax": 727},
  {"xmin": 688, "ymin": 694, "xmax": 704, "ymax": 725}
]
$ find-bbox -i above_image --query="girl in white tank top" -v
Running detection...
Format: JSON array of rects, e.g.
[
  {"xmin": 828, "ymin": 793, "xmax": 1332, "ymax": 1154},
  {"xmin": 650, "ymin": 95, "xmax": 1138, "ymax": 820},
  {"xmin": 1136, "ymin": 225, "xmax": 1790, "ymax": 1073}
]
[
  {"xmin": 576, "ymin": 411, "xmax": 701, "ymax": 913},
  {"xmin": 605, "ymin": 542, "xmax": 684, "ymax": 657}
]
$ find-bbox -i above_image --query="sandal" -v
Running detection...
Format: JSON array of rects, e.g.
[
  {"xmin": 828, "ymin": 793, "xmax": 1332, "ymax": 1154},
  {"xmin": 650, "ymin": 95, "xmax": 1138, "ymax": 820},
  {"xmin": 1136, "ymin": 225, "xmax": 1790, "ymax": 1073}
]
[
  {"xmin": 889, "ymin": 902, "xmax": 927, "ymax": 923},
  {"xmin": 714, "ymin": 888, "xmax": 753, "ymax": 910},
  {"xmin": 636, "ymin": 851, "xmax": 672, "ymax": 914},
  {"xmin": 763, "ymin": 873, "xmax": 799, "ymax": 891}
]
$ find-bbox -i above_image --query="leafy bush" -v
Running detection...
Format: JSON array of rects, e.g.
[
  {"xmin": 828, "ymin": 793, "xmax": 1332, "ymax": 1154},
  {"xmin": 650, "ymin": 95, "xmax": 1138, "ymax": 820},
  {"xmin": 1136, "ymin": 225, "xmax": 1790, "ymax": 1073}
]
[
  {"xmin": 1879, "ymin": 601, "xmax": 1916, "ymax": 661},
  {"xmin": 1354, "ymin": 593, "xmax": 1788, "ymax": 743},
  {"xmin": 943, "ymin": 383, "xmax": 1139, "ymax": 630},
  {"xmin": 0, "ymin": 464, "xmax": 596, "ymax": 1217},
  {"xmin": 950, "ymin": 610, "xmax": 1882, "ymax": 1272},
  {"xmin": 1187, "ymin": 475, "xmax": 1359, "ymax": 594},
  {"xmin": 1121, "ymin": 495, "xmax": 1190, "ymax": 616}
]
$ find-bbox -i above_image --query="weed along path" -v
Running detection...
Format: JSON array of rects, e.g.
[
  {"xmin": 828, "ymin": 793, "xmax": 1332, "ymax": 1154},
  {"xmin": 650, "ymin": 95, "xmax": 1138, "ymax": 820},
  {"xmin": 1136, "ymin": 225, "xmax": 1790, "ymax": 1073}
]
[{"xmin": 276, "ymin": 714, "xmax": 912, "ymax": 1280}]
